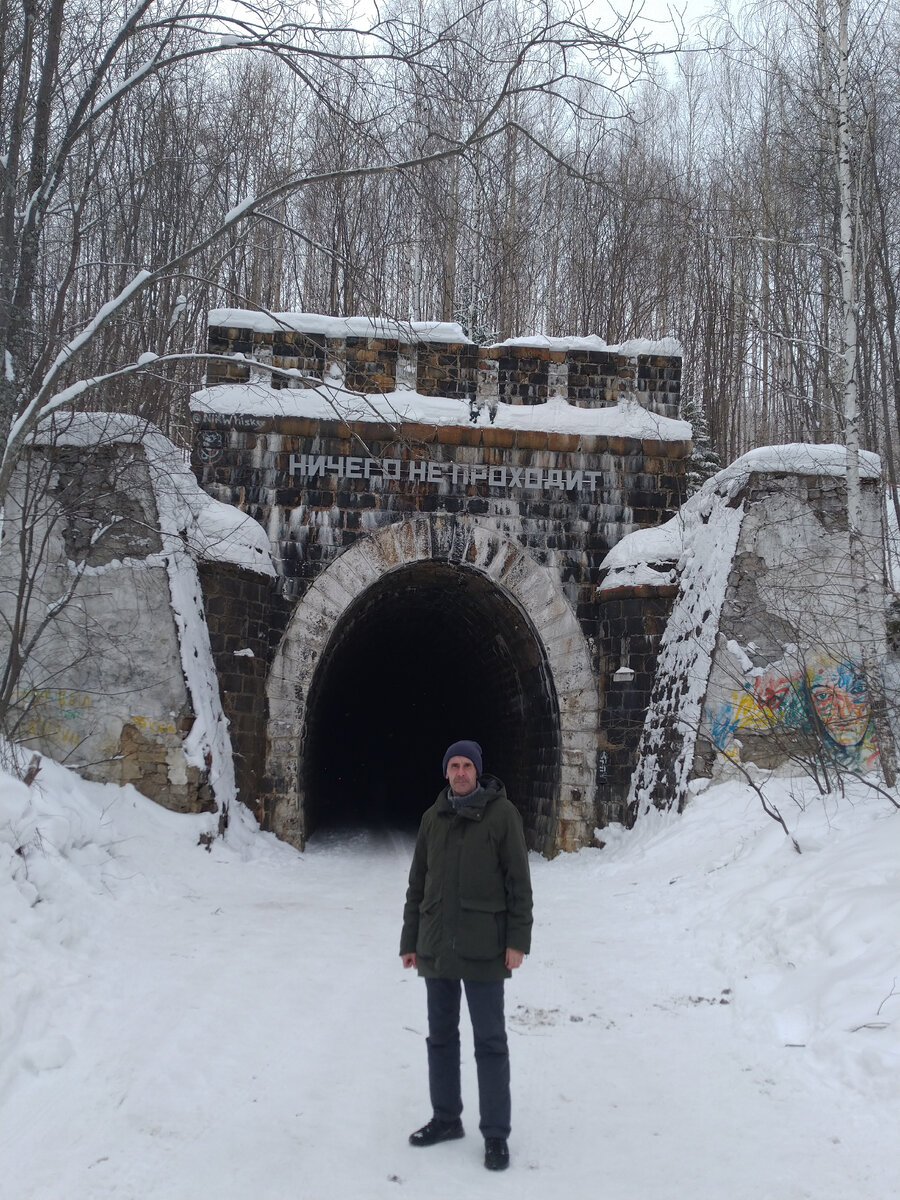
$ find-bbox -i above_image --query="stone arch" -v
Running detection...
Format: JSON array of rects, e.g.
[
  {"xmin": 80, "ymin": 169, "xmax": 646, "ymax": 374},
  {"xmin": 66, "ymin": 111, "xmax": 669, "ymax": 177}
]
[{"xmin": 264, "ymin": 515, "xmax": 599, "ymax": 855}]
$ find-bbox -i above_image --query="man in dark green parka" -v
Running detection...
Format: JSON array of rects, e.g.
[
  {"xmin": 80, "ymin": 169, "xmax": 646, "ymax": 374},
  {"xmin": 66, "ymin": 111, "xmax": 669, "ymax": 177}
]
[{"xmin": 400, "ymin": 740, "xmax": 533, "ymax": 1173}]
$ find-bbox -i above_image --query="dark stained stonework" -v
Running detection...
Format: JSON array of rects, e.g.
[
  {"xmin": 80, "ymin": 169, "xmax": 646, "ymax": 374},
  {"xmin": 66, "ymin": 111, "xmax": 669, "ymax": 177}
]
[
  {"xmin": 193, "ymin": 313, "xmax": 687, "ymax": 852},
  {"xmin": 197, "ymin": 562, "xmax": 293, "ymax": 826},
  {"xmin": 416, "ymin": 342, "xmax": 479, "ymax": 400},
  {"xmin": 595, "ymin": 584, "xmax": 680, "ymax": 824},
  {"xmin": 205, "ymin": 323, "xmax": 682, "ymax": 416},
  {"xmin": 191, "ymin": 407, "xmax": 689, "ymax": 850}
]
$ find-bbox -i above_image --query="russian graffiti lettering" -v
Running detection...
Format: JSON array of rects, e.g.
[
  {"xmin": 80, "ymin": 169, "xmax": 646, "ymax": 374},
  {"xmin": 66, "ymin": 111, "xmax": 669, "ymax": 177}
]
[{"xmin": 287, "ymin": 453, "xmax": 603, "ymax": 493}]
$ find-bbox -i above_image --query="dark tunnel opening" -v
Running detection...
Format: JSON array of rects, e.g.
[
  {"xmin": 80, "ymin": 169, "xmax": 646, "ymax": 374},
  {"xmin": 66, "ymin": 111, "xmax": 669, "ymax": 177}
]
[{"xmin": 299, "ymin": 561, "xmax": 560, "ymax": 849}]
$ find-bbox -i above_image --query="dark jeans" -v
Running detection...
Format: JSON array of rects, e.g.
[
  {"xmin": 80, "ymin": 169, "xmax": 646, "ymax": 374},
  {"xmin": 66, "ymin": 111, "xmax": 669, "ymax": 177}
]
[{"xmin": 425, "ymin": 977, "xmax": 511, "ymax": 1139}]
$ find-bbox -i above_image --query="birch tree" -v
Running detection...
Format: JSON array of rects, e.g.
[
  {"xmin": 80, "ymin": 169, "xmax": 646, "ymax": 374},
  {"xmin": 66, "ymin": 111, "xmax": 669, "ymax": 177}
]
[{"xmin": 831, "ymin": 0, "xmax": 897, "ymax": 782}]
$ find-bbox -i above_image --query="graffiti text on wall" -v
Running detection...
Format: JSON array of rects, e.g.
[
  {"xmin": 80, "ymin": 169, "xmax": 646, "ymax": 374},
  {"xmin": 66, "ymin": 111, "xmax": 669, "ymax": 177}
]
[
  {"xmin": 12, "ymin": 690, "xmax": 178, "ymax": 749},
  {"xmin": 15, "ymin": 689, "xmax": 91, "ymax": 748},
  {"xmin": 288, "ymin": 453, "xmax": 605, "ymax": 493},
  {"xmin": 706, "ymin": 656, "xmax": 879, "ymax": 770}
]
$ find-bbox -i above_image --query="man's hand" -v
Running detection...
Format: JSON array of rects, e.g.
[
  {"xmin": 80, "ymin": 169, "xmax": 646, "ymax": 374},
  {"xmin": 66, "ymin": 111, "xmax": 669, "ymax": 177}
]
[
  {"xmin": 505, "ymin": 948, "xmax": 525, "ymax": 970},
  {"xmin": 401, "ymin": 953, "xmax": 417, "ymax": 968}
]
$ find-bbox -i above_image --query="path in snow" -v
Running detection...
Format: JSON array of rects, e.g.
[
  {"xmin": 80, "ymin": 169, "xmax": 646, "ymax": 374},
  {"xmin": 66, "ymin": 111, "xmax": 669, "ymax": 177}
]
[{"xmin": 1, "ymin": 772, "xmax": 898, "ymax": 1200}]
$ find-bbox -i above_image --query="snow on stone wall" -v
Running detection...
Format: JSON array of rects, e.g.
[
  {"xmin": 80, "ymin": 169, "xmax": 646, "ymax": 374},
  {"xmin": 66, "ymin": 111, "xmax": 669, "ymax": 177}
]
[
  {"xmin": 1, "ymin": 415, "xmax": 273, "ymax": 820},
  {"xmin": 625, "ymin": 485, "xmax": 745, "ymax": 817},
  {"xmin": 622, "ymin": 445, "xmax": 891, "ymax": 819}
]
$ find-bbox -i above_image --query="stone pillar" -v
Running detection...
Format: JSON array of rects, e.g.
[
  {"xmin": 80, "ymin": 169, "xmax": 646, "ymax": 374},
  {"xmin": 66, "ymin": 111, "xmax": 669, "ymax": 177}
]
[
  {"xmin": 637, "ymin": 354, "xmax": 682, "ymax": 419},
  {"xmin": 497, "ymin": 344, "xmax": 550, "ymax": 405},
  {"xmin": 343, "ymin": 337, "xmax": 400, "ymax": 393},
  {"xmin": 416, "ymin": 341, "xmax": 479, "ymax": 400}
]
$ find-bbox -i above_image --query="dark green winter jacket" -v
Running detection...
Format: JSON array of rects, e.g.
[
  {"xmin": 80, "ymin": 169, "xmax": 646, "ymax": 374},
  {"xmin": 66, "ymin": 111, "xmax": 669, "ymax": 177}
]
[{"xmin": 400, "ymin": 775, "xmax": 533, "ymax": 982}]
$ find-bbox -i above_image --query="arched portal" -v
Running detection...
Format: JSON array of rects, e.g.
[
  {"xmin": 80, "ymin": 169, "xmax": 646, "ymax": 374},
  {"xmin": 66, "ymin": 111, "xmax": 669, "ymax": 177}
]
[
  {"xmin": 265, "ymin": 516, "xmax": 599, "ymax": 855},
  {"xmin": 302, "ymin": 560, "xmax": 559, "ymax": 836}
]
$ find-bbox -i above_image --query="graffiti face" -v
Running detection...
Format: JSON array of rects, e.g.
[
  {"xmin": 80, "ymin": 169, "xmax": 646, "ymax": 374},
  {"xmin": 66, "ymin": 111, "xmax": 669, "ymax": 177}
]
[
  {"xmin": 706, "ymin": 654, "xmax": 878, "ymax": 770},
  {"xmin": 807, "ymin": 662, "xmax": 870, "ymax": 748},
  {"xmin": 752, "ymin": 676, "xmax": 793, "ymax": 713},
  {"xmin": 748, "ymin": 669, "xmax": 807, "ymax": 728}
]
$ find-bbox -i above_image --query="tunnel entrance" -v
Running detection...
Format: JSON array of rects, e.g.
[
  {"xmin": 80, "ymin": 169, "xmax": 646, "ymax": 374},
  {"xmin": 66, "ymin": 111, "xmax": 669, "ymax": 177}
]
[{"xmin": 299, "ymin": 561, "xmax": 560, "ymax": 846}]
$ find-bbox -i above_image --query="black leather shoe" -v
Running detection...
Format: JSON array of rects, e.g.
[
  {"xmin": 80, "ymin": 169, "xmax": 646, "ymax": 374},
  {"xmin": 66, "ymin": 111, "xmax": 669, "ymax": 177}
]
[
  {"xmin": 409, "ymin": 1118, "xmax": 465, "ymax": 1147},
  {"xmin": 484, "ymin": 1137, "xmax": 509, "ymax": 1170}
]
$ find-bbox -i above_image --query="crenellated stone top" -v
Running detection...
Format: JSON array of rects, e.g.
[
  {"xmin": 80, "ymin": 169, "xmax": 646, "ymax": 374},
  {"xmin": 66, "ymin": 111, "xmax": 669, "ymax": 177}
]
[{"xmin": 205, "ymin": 310, "xmax": 682, "ymax": 422}]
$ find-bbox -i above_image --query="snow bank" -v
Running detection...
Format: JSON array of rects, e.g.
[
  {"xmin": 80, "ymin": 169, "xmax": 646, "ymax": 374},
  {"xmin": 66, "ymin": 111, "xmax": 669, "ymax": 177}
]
[
  {"xmin": 1, "ymin": 753, "xmax": 897, "ymax": 1200},
  {"xmin": 598, "ymin": 774, "xmax": 900, "ymax": 1100}
]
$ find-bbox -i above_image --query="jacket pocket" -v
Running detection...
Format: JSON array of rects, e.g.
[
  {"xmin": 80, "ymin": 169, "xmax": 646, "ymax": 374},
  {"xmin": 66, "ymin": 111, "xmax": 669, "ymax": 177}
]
[
  {"xmin": 417, "ymin": 901, "xmax": 442, "ymax": 957},
  {"xmin": 458, "ymin": 899, "xmax": 506, "ymax": 960}
]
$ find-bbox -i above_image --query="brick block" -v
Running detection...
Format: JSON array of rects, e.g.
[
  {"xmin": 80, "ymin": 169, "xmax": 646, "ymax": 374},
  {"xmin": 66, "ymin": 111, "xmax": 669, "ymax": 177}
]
[
  {"xmin": 482, "ymin": 427, "xmax": 515, "ymax": 448},
  {"xmin": 548, "ymin": 432, "xmax": 579, "ymax": 452},
  {"xmin": 399, "ymin": 421, "xmax": 438, "ymax": 442}
]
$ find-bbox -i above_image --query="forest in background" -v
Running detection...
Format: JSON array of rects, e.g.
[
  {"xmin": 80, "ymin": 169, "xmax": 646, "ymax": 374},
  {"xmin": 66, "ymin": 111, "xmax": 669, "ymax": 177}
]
[{"xmin": 2, "ymin": 0, "xmax": 898, "ymax": 479}]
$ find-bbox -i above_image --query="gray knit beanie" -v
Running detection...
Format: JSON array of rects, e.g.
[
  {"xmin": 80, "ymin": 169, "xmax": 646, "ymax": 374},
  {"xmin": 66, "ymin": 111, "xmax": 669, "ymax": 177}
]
[{"xmin": 442, "ymin": 740, "xmax": 483, "ymax": 777}]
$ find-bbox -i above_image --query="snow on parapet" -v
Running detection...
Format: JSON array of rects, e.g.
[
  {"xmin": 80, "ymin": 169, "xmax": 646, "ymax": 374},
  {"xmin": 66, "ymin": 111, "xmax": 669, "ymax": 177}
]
[
  {"xmin": 208, "ymin": 309, "xmax": 472, "ymax": 344},
  {"xmin": 190, "ymin": 380, "xmax": 692, "ymax": 441},
  {"xmin": 714, "ymin": 443, "xmax": 882, "ymax": 496},
  {"xmin": 491, "ymin": 333, "xmax": 683, "ymax": 358}
]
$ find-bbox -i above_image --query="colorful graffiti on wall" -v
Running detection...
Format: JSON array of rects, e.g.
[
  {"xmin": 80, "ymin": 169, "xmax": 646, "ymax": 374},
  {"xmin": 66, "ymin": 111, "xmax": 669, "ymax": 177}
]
[
  {"xmin": 706, "ymin": 655, "xmax": 879, "ymax": 770},
  {"xmin": 13, "ymin": 688, "xmax": 92, "ymax": 749}
]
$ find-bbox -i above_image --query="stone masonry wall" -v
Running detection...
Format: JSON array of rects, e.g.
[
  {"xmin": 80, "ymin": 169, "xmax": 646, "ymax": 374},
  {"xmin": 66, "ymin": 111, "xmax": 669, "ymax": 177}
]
[
  {"xmin": 197, "ymin": 563, "xmax": 293, "ymax": 823},
  {"xmin": 624, "ymin": 467, "xmax": 893, "ymax": 824},
  {"xmin": 344, "ymin": 337, "xmax": 401, "ymax": 393},
  {"xmin": 416, "ymin": 341, "xmax": 479, "ymax": 400},
  {"xmin": 205, "ymin": 322, "xmax": 681, "ymax": 417},
  {"xmin": 495, "ymin": 344, "xmax": 552, "ymax": 404},
  {"xmin": 696, "ymin": 472, "xmax": 890, "ymax": 778},
  {"xmin": 206, "ymin": 327, "xmax": 327, "ymax": 388},
  {"xmin": 192, "ymin": 411, "xmax": 690, "ymax": 830},
  {"xmin": 596, "ymin": 583, "xmax": 679, "ymax": 824},
  {"xmin": 198, "ymin": 313, "xmax": 686, "ymax": 841},
  {"xmin": 637, "ymin": 355, "xmax": 681, "ymax": 419},
  {"xmin": 193, "ymin": 414, "xmax": 688, "ymax": 613},
  {"xmin": 0, "ymin": 443, "xmax": 213, "ymax": 815}
]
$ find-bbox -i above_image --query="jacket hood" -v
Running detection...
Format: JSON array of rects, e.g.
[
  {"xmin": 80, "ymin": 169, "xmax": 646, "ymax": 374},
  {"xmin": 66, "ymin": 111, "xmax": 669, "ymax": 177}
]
[{"xmin": 436, "ymin": 773, "xmax": 506, "ymax": 821}]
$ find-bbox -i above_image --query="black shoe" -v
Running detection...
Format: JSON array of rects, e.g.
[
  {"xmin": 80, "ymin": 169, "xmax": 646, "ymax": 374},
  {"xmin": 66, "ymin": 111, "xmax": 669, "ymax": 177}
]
[
  {"xmin": 409, "ymin": 1118, "xmax": 465, "ymax": 1147},
  {"xmin": 484, "ymin": 1137, "xmax": 509, "ymax": 1170}
]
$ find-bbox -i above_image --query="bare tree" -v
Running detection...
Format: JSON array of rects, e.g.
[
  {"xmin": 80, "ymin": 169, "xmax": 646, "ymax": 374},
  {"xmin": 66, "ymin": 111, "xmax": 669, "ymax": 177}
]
[{"xmin": 1, "ymin": 0, "xmax": 671, "ymax": 514}]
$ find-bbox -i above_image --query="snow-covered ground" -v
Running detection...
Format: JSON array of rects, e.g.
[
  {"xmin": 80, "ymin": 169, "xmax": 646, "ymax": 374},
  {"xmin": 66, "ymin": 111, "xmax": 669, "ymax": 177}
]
[{"xmin": 1, "ymin": 756, "xmax": 898, "ymax": 1200}]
